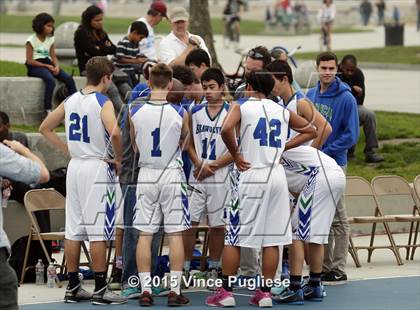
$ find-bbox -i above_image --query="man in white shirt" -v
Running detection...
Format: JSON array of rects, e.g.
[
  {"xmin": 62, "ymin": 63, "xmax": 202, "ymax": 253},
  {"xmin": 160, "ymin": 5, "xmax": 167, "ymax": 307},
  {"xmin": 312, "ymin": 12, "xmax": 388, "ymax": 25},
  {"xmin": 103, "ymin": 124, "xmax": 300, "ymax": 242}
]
[
  {"xmin": 159, "ymin": 7, "xmax": 210, "ymax": 66},
  {"xmin": 131, "ymin": 1, "xmax": 168, "ymax": 61}
]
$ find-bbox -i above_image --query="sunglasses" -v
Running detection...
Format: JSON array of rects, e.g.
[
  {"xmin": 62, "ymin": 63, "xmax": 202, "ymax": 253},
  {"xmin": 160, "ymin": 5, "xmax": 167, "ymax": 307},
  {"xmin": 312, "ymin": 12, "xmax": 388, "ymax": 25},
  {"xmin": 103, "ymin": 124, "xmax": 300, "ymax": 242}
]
[{"xmin": 247, "ymin": 49, "xmax": 265, "ymax": 60}]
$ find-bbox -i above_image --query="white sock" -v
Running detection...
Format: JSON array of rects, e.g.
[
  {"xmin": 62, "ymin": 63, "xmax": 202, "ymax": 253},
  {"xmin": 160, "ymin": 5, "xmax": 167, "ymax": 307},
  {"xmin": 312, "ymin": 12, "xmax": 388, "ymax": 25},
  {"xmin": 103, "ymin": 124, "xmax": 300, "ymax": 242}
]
[
  {"xmin": 138, "ymin": 272, "xmax": 152, "ymax": 294},
  {"xmin": 171, "ymin": 270, "xmax": 183, "ymax": 295}
]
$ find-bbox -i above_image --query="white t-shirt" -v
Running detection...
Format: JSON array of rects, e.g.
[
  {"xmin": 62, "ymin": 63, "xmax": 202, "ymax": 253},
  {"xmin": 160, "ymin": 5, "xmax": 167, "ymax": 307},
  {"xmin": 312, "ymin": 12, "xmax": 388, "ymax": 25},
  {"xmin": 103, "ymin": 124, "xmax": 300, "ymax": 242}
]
[
  {"xmin": 317, "ymin": 4, "xmax": 336, "ymax": 23},
  {"xmin": 26, "ymin": 34, "xmax": 54, "ymax": 60},
  {"xmin": 158, "ymin": 31, "xmax": 210, "ymax": 65}
]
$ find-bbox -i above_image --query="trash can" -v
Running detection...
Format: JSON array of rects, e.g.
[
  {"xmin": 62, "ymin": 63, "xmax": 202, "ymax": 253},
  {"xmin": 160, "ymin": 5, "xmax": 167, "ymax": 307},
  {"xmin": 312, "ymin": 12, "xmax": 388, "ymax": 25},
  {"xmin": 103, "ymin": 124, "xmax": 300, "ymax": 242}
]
[{"xmin": 384, "ymin": 24, "xmax": 404, "ymax": 46}]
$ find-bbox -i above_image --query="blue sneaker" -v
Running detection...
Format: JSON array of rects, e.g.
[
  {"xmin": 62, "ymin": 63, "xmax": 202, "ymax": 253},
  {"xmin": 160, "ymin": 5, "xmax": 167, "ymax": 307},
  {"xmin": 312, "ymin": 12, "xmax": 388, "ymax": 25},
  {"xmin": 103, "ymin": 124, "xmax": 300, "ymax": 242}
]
[
  {"xmin": 152, "ymin": 286, "xmax": 170, "ymax": 297},
  {"xmin": 303, "ymin": 284, "xmax": 325, "ymax": 301},
  {"xmin": 272, "ymin": 288, "xmax": 304, "ymax": 305},
  {"xmin": 121, "ymin": 286, "xmax": 140, "ymax": 299},
  {"xmin": 270, "ymin": 283, "xmax": 288, "ymax": 296}
]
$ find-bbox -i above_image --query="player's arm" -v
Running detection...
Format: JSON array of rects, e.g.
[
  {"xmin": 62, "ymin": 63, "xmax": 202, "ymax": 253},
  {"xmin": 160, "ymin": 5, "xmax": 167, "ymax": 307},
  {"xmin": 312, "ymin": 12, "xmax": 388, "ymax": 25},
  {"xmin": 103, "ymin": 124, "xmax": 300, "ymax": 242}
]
[
  {"xmin": 209, "ymin": 152, "xmax": 233, "ymax": 171},
  {"xmin": 101, "ymin": 100, "xmax": 123, "ymax": 175},
  {"xmin": 179, "ymin": 111, "xmax": 190, "ymax": 151},
  {"xmin": 221, "ymin": 103, "xmax": 250, "ymax": 171},
  {"xmin": 39, "ymin": 102, "xmax": 69, "ymax": 156},
  {"xmin": 297, "ymin": 98, "xmax": 332, "ymax": 149},
  {"xmin": 128, "ymin": 117, "xmax": 138, "ymax": 153},
  {"xmin": 285, "ymin": 110, "xmax": 318, "ymax": 151},
  {"xmin": 187, "ymin": 110, "xmax": 201, "ymax": 168}
]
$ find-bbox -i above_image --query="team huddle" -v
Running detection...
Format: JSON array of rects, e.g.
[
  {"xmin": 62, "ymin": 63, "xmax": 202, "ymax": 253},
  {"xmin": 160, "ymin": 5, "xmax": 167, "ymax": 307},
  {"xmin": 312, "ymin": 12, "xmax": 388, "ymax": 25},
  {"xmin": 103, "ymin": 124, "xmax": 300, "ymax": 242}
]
[{"xmin": 39, "ymin": 52, "xmax": 347, "ymax": 307}]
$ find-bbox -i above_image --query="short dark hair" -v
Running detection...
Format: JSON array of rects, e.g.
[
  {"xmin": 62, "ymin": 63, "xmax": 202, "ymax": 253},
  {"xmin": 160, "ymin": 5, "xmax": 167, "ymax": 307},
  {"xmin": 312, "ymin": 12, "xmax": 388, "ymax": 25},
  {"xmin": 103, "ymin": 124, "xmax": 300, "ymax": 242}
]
[
  {"xmin": 245, "ymin": 70, "xmax": 275, "ymax": 97},
  {"xmin": 341, "ymin": 54, "xmax": 358, "ymax": 66},
  {"xmin": 172, "ymin": 65, "xmax": 194, "ymax": 86},
  {"xmin": 32, "ymin": 13, "xmax": 54, "ymax": 35},
  {"xmin": 266, "ymin": 60, "xmax": 294, "ymax": 84},
  {"xmin": 0, "ymin": 111, "xmax": 10, "ymax": 125},
  {"xmin": 316, "ymin": 51, "xmax": 338, "ymax": 66},
  {"xmin": 247, "ymin": 46, "xmax": 272, "ymax": 68},
  {"xmin": 201, "ymin": 68, "xmax": 225, "ymax": 86},
  {"xmin": 185, "ymin": 49, "xmax": 211, "ymax": 68},
  {"xmin": 86, "ymin": 56, "xmax": 114, "ymax": 86},
  {"xmin": 130, "ymin": 21, "xmax": 149, "ymax": 37},
  {"xmin": 150, "ymin": 63, "xmax": 173, "ymax": 89}
]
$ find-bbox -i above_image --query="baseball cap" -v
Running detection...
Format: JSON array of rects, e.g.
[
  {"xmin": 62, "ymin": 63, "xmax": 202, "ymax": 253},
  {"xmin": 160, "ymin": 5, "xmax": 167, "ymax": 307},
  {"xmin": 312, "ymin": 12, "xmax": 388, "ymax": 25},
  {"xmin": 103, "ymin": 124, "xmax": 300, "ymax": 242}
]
[
  {"xmin": 150, "ymin": 1, "xmax": 167, "ymax": 18},
  {"xmin": 169, "ymin": 7, "xmax": 189, "ymax": 22}
]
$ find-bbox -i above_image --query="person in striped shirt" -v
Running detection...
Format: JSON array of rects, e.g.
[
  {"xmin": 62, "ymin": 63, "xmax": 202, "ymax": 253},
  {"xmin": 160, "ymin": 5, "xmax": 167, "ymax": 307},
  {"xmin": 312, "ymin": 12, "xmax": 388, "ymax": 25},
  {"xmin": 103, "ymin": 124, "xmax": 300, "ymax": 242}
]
[{"xmin": 113, "ymin": 21, "xmax": 149, "ymax": 88}]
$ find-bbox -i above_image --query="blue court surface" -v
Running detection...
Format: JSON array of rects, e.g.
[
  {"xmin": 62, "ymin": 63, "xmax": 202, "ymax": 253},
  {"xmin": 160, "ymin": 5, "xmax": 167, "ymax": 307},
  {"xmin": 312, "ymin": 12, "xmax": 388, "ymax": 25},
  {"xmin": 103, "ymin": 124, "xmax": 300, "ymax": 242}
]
[{"xmin": 21, "ymin": 276, "xmax": 420, "ymax": 310}]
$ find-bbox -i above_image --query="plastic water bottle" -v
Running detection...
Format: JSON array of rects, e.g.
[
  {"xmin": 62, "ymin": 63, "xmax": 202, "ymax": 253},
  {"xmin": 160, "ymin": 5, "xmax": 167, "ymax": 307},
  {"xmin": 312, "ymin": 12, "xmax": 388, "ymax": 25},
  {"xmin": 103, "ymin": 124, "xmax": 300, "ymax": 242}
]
[
  {"xmin": 47, "ymin": 261, "xmax": 56, "ymax": 288},
  {"xmin": 35, "ymin": 259, "xmax": 44, "ymax": 285}
]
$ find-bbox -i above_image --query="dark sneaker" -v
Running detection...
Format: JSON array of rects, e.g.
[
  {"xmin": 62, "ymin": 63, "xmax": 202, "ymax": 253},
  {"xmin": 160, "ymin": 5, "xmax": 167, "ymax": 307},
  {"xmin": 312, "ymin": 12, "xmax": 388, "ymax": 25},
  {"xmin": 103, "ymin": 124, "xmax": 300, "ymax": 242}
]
[
  {"xmin": 167, "ymin": 291, "xmax": 190, "ymax": 307},
  {"xmin": 272, "ymin": 288, "xmax": 304, "ymax": 305},
  {"xmin": 91, "ymin": 286, "xmax": 127, "ymax": 305},
  {"xmin": 303, "ymin": 284, "xmax": 325, "ymax": 301},
  {"xmin": 139, "ymin": 291, "xmax": 154, "ymax": 307},
  {"xmin": 365, "ymin": 153, "xmax": 384, "ymax": 163},
  {"xmin": 64, "ymin": 283, "xmax": 92, "ymax": 303},
  {"xmin": 321, "ymin": 271, "xmax": 347, "ymax": 285}
]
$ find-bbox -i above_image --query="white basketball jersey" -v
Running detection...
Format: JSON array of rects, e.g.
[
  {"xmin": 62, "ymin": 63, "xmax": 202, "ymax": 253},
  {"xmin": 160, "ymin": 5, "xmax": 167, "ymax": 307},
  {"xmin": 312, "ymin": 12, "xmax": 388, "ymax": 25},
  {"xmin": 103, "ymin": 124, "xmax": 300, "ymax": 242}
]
[
  {"xmin": 130, "ymin": 102, "xmax": 185, "ymax": 169},
  {"xmin": 64, "ymin": 91, "xmax": 112, "ymax": 159},
  {"xmin": 191, "ymin": 102, "xmax": 229, "ymax": 164},
  {"xmin": 277, "ymin": 91, "xmax": 309, "ymax": 144},
  {"xmin": 238, "ymin": 97, "xmax": 290, "ymax": 168}
]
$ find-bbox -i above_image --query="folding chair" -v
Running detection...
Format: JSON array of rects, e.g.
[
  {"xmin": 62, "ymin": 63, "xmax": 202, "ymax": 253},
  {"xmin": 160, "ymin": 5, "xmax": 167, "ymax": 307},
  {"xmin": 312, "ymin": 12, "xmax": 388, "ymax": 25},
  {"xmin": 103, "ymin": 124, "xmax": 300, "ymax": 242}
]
[
  {"xmin": 21, "ymin": 189, "xmax": 91, "ymax": 284},
  {"xmin": 371, "ymin": 175, "xmax": 420, "ymax": 261},
  {"xmin": 345, "ymin": 176, "xmax": 403, "ymax": 266},
  {"xmin": 409, "ymin": 175, "xmax": 420, "ymax": 259}
]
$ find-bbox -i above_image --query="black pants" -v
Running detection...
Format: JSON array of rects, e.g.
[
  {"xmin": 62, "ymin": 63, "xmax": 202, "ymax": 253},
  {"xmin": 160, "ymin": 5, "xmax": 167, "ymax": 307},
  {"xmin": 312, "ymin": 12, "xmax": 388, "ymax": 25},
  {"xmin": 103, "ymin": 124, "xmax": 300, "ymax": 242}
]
[{"xmin": 0, "ymin": 248, "xmax": 18, "ymax": 310}]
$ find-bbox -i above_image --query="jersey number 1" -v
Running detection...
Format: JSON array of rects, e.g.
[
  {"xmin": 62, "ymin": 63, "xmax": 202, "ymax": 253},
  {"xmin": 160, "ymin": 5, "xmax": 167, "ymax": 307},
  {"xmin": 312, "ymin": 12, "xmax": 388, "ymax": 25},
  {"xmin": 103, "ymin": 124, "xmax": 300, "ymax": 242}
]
[
  {"xmin": 151, "ymin": 128, "xmax": 162, "ymax": 157},
  {"xmin": 69, "ymin": 113, "xmax": 90, "ymax": 143},
  {"xmin": 253, "ymin": 117, "xmax": 281, "ymax": 148}
]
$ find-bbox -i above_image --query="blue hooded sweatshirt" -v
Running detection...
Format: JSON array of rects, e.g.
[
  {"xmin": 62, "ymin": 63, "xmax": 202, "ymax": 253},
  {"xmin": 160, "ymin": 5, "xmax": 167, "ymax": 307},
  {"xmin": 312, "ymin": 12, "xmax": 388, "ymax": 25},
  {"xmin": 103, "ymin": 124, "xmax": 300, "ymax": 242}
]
[{"xmin": 306, "ymin": 77, "xmax": 359, "ymax": 166}]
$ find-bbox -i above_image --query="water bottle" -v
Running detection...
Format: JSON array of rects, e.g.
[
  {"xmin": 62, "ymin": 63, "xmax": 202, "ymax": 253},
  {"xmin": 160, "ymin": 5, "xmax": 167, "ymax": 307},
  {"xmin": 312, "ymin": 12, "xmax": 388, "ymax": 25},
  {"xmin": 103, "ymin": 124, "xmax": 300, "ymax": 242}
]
[
  {"xmin": 47, "ymin": 261, "xmax": 56, "ymax": 288},
  {"xmin": 35, "ymin": 259, "xmax": 44, "ymax": 285}
]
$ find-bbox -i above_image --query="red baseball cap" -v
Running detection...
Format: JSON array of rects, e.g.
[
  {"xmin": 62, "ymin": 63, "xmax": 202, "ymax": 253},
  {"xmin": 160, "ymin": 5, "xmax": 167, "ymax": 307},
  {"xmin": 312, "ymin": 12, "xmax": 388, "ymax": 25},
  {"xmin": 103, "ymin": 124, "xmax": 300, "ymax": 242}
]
[{"xmin": 151, "ymin": 1, "xmax": 168, "ymax": 18}]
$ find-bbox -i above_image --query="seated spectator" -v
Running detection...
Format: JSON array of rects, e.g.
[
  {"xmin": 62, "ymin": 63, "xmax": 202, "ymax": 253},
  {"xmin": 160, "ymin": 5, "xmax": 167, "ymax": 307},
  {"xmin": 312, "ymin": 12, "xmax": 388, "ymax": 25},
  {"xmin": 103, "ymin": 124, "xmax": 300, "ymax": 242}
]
[
  {"xmin": 185, "ymin": 48, "xmax": 211, "ymax": 80},
  {"xmin": 338, "ymin": 55, "xmax": 384, "ymax": 163},
  {"xmin": 74, "ymin": 5, "xmax": 123, "ymax": 112},
  {"xmin": 113, "ymin": 21, "xmax": 149, "ymax": 88},
  {"xmin": 130, "ymin": 1, "xmax": 168, "ymax": 61},
  {"xmin": 25, "ymin": 13, "xmax": 76, "ymax": 115},
  {"xmin": 0, "ymin": 111, "xmax": 38, "ymax": 203},
  {"xmin": 159, "ymin": 7, "xmax": 210, "ymax": 66}
]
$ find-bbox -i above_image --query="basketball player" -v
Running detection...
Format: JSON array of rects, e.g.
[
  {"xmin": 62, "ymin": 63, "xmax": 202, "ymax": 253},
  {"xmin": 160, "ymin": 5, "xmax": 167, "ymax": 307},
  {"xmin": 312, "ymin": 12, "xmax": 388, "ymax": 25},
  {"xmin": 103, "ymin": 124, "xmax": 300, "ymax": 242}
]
[
  {"xmin": 130, "ymin": 63, "xmax": 191, "ymax": 307},
  {"xmin": 39, "ymin": 56, "xmax": 126, "ymax": 305},
  {"xmin": 267, "ymin": 60, "xmax": 346, "ymax": 304},
  {"xmin": 206, "ymin": 70, "xmax": 317, "ymax": 308},
  {"xmin": 183, "ymin": 68, "xmax": 232, "ymax": 288}
]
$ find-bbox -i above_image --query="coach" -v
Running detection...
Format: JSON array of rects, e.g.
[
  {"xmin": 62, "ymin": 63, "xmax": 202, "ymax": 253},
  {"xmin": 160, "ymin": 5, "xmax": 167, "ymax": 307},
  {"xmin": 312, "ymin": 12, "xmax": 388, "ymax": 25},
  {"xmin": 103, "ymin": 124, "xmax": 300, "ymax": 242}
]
[
  {"xmin": 1, "ymin": 141, "xmax": 50, "ymax": 309},
  {"xmin": 159, "ymin": 7, "xmax": 210, "ymax": 66},
  {"xmin": 306, "ymin": 51, "xmax": 359, "ymax": 285}
]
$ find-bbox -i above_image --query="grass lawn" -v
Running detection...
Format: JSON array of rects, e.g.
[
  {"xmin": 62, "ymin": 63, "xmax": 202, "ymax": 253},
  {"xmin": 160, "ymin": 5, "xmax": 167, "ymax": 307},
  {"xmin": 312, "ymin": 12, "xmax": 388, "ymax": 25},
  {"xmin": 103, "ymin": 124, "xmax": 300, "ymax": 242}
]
[
  {"xmin": 296, "ymin": 46, "xmax": 420, "ymax": 65},
  {"xmin": 0, "ymin": 60, "xmax": 76, "ymax": 76},
  {"xmin": 10, "ymin": 110, "xmax": 420, "ymax": 182},
  {"xmin": 344, "ymin": 111, "xmax": 420, "ymax": 181},
  {"xmin": 0, "ymin": 14, "xmax": 371, "ymax": 36}
]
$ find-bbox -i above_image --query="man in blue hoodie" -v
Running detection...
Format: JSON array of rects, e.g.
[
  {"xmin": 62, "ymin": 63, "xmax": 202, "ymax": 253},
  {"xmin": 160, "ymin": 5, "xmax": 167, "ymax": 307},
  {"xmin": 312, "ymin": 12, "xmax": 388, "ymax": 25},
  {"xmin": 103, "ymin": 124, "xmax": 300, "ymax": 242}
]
[{"xmin": 306, "ymin": 51, "xmax": 359, "ymax": 285}]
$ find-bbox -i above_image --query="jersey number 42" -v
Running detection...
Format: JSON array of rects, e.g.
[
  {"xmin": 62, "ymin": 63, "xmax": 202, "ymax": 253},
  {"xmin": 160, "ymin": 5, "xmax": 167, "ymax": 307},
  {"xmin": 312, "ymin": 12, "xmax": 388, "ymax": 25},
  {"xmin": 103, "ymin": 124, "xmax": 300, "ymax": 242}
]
[{"xmin": 253, "ymin": 117, "xmax": 281, "ymax": 148}]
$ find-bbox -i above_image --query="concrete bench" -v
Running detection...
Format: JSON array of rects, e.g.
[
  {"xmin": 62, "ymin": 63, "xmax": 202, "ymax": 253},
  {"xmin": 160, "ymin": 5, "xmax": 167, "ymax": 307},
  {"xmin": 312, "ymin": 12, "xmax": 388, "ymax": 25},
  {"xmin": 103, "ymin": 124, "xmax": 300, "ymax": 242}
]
[{"xmin": 0, "ymin": 76, "xmax": 86, "ymax": 126}]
